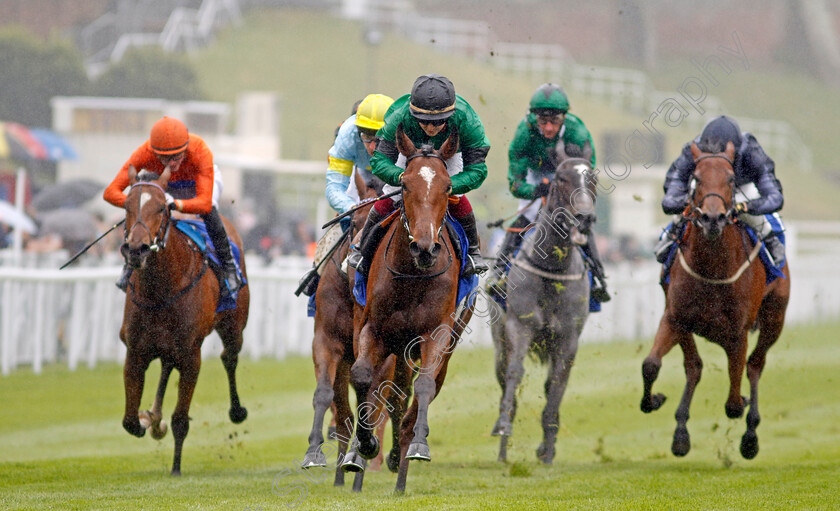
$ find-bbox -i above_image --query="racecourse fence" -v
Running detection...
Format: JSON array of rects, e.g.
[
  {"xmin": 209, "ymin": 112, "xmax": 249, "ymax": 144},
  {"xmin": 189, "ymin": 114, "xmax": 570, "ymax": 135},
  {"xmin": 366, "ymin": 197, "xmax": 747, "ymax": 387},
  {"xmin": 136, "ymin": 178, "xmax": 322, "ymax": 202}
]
[{"xmin": 2, "ymin": 223, "xmax": 839, "ymax": 375}]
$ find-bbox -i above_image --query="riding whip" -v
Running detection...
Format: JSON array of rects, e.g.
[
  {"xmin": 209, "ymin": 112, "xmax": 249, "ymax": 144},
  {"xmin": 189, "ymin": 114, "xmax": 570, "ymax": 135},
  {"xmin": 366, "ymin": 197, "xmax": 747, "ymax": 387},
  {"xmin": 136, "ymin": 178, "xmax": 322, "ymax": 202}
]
[
  {"xmin": 321, "ymin": 188, "xmax": 402, "ymax": 229},
  {"xmin": 59, "ymin": 219, "xmax": 126, "ymax": 270}
]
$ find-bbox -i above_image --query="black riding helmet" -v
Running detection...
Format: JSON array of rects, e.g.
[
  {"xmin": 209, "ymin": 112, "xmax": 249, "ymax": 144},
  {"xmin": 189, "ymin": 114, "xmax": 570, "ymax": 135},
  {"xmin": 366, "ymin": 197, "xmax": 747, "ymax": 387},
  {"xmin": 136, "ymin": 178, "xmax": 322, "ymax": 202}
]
[
  {"xmin": 409, "ymin": 74, "xmax": 456, "ymax": 121},
  {"xmin": 699, "ymin": 115, "xmax": 742, "ymax": 153}
]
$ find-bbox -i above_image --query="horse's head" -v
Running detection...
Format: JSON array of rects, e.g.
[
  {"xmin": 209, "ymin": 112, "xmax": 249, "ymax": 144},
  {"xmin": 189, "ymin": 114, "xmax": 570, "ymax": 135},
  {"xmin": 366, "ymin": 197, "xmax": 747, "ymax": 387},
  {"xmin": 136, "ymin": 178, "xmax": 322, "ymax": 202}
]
[
  {"xmin": 689, "ymin": 141, "xmax": 736, "ymax": 240},
  {"xmin": 545, "ymin": 141, "xmax": 596, "ymax": 245},
  {"xmin": 396, "ymin": 123, "xmax": 457, "ymax": 269},
  {"xmin": 120, "ymin": 166, "xmax": 172, "ymax": 269}
]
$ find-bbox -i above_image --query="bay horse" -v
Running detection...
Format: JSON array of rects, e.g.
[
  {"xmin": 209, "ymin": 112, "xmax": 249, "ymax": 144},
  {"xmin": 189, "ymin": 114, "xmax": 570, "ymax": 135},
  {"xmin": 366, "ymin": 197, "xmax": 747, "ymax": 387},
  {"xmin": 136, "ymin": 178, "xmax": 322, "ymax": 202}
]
[
  {"xmin": 119, "ymin": 166, "xmax": 250, "ymax": 475},
  {"xmin": 641, "ymin": 142, "xmax": 790, "ymax": 459},
  {"xmin": 350, "ymin": 124, "xmax": 473, "ymax": 493},
  {"xmin": 490, "ymin": 146, "xmax": 596, "ymax": 465},
  {"xmin": 301, "ymin": 172, "xmax": 400, "ymax": 491}
]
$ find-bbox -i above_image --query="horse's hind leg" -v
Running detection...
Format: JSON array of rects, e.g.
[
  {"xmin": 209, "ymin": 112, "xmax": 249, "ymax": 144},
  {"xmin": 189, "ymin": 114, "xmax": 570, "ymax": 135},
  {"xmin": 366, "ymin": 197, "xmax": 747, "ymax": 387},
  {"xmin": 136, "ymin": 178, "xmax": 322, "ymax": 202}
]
[
  {"xmin": 302, "ymin": 339, "xmax": 340, "ymax": 470},
  {"xmin": 122, "ymin": 349, "xmax": 152, "ymax": 438},
  {"xmin": 170, "ymin": 352, "xmax": 201, "ymax": 476},
  {"xmin": 218, "ymin": 325, "xmax": 247, "ymax": 424},
  {"xmin": 493, "ymin": 323, "xmax": 530, "ymax": 441},
  {"xmin": 671, "ymin": 335, "xmax": 703, "ymax": 457},
  {"xmin": 538, "ymin": 341, "xmax": 578, "ymax": 465},
  {"xmin": 641, "ymin": 314, "xmax": 681, "ymax": 413},
  {"xmin": 741, "ymin": 293, "xmax": 788, "ymax": 459}
]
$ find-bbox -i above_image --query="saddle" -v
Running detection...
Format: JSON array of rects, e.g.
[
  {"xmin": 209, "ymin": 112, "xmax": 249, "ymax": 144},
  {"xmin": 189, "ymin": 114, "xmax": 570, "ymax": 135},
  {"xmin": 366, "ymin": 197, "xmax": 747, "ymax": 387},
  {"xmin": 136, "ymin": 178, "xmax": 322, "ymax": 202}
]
[{"xmin": 174, "ymin": 219, "xmax": 246, "ymax": 312}]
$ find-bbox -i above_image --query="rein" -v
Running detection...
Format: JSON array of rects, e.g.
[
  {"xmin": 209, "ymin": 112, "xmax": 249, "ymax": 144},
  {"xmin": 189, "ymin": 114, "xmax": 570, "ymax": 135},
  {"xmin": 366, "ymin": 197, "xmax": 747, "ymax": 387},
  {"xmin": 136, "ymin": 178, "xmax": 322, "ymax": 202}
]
[{"xmin": 124, "ymin": 181, "xmax": 208, "ymax": 311}]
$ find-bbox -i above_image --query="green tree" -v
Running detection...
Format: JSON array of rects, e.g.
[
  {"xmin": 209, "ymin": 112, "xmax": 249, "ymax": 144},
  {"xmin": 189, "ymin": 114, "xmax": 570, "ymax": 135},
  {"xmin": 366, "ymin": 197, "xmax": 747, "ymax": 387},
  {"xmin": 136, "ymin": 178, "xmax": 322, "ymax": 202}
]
[
  {"xmin": 0, "ymin": 27, "xmax": 90, "ymax": 127},
  {"xmin": 92, "ymin": 46, "xmax": 204, "ymax": 100}
]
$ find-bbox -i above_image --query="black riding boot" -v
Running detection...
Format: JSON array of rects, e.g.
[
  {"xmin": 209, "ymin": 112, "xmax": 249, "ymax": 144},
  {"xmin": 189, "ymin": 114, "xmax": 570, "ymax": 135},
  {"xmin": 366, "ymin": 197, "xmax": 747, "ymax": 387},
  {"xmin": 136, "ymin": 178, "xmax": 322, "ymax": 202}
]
[
  {"xmin": 347, "ymin": 207, "xmax": 388, "ymax": 277},
  {"xmin": 456, "ymin": 212, "xmax": 489, "ymax": 278},
  {"xmin": 763, "ymin": 234, "xmax": 786, "ymax": 266},
  {"xmin": 116, "ymin": 264, "xmax": 134, "ymax": 292},
  {"xmin": 202, "ymin": 207, "xmax": 241, "ymax": 298},
  {"xmin": 581, "ymin": 234, "xmax": 610, "ymax": 303},
  {"xmin": 654, "ymin": 218, "xmax": 685, "ymax": 264},
  {"xmin": 485, "ymin": 215, "xmax": 530, "ymax": 298}
]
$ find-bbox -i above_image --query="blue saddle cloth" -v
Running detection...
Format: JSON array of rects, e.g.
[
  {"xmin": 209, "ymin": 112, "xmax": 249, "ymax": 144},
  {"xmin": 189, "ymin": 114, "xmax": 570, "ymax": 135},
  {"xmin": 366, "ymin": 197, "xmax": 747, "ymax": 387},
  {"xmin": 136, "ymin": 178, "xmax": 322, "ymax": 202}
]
[
  {"xmin": 174, "ymin": 219, "xmax": 247, "ymax": 312},
  {"xmin": 352, "ymin": 214, "xmax": 479, "ymax": 309},
  {"xmin": 660, "ymin": 220, "xmax": 786, "ymax": 286}
]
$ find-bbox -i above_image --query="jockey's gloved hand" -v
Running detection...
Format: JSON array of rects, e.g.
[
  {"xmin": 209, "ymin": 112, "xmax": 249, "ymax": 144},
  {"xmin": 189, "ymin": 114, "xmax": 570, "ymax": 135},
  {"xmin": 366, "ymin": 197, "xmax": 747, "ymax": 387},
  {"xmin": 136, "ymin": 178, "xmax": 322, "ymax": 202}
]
[
  {"xmin": 164, "ymin": 193, "xmax": 178, "ymax": 211},
  {"xmin": 534, "ymin": 178, "xmax": 551, "ymax": 198},
  {"xmin": 734, "ymin": 202, "xmax": 749, "ymax": 214}
]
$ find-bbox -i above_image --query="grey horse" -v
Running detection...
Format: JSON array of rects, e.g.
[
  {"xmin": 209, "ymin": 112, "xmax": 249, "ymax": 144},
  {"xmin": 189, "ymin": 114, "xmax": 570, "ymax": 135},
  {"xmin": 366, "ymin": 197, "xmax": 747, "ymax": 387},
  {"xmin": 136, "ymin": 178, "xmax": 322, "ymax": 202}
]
[{"xmin": 490, "ymin": 147, "xmax": 597, "ymax": 465}]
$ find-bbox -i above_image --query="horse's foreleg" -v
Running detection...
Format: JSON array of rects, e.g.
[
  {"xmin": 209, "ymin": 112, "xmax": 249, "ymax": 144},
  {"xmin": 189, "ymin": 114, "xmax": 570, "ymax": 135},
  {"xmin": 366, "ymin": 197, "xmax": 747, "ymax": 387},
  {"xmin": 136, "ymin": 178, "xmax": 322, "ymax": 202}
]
[
  {"xmin": 641, "ymin": 314, "xmax": 680, "ymax": 413},
  {"xmin": 122, "ymin": 349, "xmax": 151, "ymax": 438},
  {"xmin": 724, "ymin": 335, "xmax": 749, "ymax": 420},
  {"xmin": 170, "ymin": 353, "xmax": 201, "ymax": 476},
  {"xmin": 538, "ymin": 340, "xmax": 578, "ymax": 465},
  {"xmin": 386, "ymin": 356, "xmax": 411, "ymax": 474},
  {"xmin": 672, "ymin": 335, "xmax": 702, "ymax": 457},
  {"xmin": 329, "ymin": 359, "xmax": 354, "ymax": 485},
  {"xmin": 741, "ymin": 295, "xmax": 788, "ymax": 459},
  {"xmin": 349, "ymin": 324, "xmax": 386, "ymax": 460},
  {"xmin": 302, "ymin": 341, "xmax": 340, "ymax": 470},
  {"xmin": 493, "ymin": 323, "xmax": 530, "ymax": 441},
  {"xmin": 406, "ymin": 342, "xmax": 453, "ymax": 463},
  {"xmin": 219, "ymin": 330, "xmax": 247, "ymax": 424}
]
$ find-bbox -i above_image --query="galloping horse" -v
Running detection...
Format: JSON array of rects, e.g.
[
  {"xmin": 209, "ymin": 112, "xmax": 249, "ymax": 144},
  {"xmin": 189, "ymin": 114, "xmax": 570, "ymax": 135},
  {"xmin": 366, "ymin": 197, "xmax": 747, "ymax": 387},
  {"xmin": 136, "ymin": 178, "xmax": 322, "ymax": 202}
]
[
  {"xmin": 641, "ymin": 142, "xmax": 790, "ymax": 459},
  {"xmin": 350, "ymin": 125, "xmax": 473, "ymax": 493},
  {"xmin": 491, "ymin": 147, "xmax": 596, "ymax": 465},
  {"xmin": 119, "ymin": 166, "xmax": 250, "ymax": 475},
  {"xmin": 301, "ymin": 172, "xmax": 399, "ymax": 491}
]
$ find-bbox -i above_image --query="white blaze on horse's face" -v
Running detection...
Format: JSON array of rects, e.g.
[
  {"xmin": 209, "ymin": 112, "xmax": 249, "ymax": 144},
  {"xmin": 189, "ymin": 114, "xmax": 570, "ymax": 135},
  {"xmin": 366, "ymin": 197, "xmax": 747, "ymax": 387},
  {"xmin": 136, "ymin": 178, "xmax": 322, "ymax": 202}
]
[
  {"xmin": 140, "ymin": 192, "xmax": 152, "ymax": 211},
  {"xmin": 419, "ymin": 166, "xmax": 436, "ymax": 196},
  {"xmin": 574, "ymin": 163, "xmax": 589, "ymax": 176}
]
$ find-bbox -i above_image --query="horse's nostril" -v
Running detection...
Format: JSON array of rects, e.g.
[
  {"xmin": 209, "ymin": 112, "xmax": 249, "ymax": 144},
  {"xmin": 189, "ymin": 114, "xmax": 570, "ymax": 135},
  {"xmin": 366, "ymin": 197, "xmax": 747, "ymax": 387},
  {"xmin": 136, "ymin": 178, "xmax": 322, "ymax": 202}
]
[
  {"xmin": 409, "ymin": 241, "xmax": 421, "ymax": 258},
  {"xmin": 430, "ymin": 243, "xmax": 441, "ymax": 257}
]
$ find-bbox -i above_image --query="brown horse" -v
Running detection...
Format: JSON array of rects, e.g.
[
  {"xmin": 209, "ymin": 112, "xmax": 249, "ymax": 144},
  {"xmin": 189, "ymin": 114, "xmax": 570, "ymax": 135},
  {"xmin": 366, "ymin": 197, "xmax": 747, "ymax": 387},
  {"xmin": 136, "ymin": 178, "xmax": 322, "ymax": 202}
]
[
  {"xmin": 350, "ymin": 125, "xmax": 473, "ymax": 493},
  {"xmin": 301, "ymin": 172, "xmax": 399, "ymax": 491},
  {"xmin": 119, "ymin": 166, "xmax": 250, "ymax": 475},
  {"xmin": 641, "ymin": 142, "xmax": 790, "ymax": 459}
]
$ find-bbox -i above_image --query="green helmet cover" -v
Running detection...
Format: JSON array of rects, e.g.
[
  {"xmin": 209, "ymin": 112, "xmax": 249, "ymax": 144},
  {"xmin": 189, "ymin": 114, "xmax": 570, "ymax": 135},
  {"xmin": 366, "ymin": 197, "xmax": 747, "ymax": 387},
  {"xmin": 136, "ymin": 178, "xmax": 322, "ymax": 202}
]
[{"xmin": 529, "ymin": 83, "xmax": 570, "ymax": 113}]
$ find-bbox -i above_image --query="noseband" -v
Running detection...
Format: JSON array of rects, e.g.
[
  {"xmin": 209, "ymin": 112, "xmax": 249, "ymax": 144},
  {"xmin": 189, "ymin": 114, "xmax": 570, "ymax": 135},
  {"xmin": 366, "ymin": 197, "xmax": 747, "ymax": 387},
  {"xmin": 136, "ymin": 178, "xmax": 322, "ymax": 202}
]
[
  {"xmin": 690, "ymin": 154, "xmax": 737, "ymax": 224},
  {"xmin": 124, "ymin": 182, "xmax": 171, "ymax": 253}
]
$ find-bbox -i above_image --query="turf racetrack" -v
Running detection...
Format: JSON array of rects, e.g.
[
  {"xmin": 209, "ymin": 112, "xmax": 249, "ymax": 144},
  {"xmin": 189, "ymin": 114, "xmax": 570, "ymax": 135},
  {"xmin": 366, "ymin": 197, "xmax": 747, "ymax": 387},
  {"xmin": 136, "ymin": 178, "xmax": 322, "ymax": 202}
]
[{"xmin": 2, "ymin": 321, "xmax": 838, "ymax": 510}]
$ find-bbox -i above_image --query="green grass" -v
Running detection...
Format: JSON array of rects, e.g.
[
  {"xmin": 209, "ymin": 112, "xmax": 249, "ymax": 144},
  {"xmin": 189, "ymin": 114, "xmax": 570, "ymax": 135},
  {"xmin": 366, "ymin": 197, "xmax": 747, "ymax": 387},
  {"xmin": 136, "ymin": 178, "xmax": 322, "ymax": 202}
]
[{"xmin": 2, "ymin": 320, "xmax": 839, "ymax": 510}]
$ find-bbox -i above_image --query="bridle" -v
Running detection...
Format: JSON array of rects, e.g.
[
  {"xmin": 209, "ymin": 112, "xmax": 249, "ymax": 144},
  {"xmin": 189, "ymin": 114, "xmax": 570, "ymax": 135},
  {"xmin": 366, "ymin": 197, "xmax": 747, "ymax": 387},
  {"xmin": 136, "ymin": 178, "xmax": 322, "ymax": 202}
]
[
  {"xmin": 123, "ymin": 181, "xmax": 172, "ymax": 253},
  {"xmin": 388, "ymin": 147, "xmax": 453, "ymax": 280},
  {"xmin": 688, "ymin": 153, "xmax": 738, "ymax": 226}
]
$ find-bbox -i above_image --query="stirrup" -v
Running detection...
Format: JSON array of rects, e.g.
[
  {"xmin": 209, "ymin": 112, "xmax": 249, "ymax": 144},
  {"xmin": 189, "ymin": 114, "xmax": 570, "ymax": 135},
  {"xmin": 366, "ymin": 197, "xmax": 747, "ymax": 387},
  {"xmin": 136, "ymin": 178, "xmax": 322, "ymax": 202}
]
[
  {"xmin": 346, "ymin": 246, "xmax": 363, "ymax": 272},
  {"xmin": 295, "ymin": 268, "xmax": 319, "ymax": 297},
  {"xmin": 654, "ymin": 239, "xmax": 675, "ymax": 264},
  {"xmin": 221, "ymin": 264, "xmax": 241, "ymax": 297},
  {"xmin": 116, "ymin": 267, "xmax": 132, "ymax": 292}
]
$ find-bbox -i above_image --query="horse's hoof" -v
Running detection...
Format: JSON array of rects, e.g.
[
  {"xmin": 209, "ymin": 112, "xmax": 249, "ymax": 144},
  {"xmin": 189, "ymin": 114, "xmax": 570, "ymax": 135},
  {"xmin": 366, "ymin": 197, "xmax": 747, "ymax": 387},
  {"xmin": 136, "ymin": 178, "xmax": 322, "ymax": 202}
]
[
  {"xmin": 387, "ymin": 447, "xmax": 400, "ymax": 473},
  {"xmin": 123, "ymin": 418, "xmax": 146, "ymax": 438},
  {"xmin": 358, "ymin": 436, "xmax": 380, "ymax": 460},
  {"xmin": 301, "ymin": 450, "xmax": 327, "ymax": 469},
  {"xmin": 740, "ymin": 431, "xmax": 759, "ymax": 459},
  {"xmin": 406, "ymin": 442, "xmax": 431, "ymax": 461},
  {"xmin": 725, "ymin": 400, "xmax": 745, "ymax": 419},
  {"xmin": 170, "ymin": 469, "xmax": 181, "ymax": 477},
  {"xmin": 341, "ymin": 450, "xmax": 367, "ymax": 473},
  {"xmin": 536, "ymin": 443, "xmax": 554, "ymax": 465},
  {"xmin": 229, "ymin": 406, "xmax": 248, "ymax": 424},
  {"xmin": 641, "ymin": 393, "xmax": 666, "ymax": 413},
  {"xmin": 150, "ymin": 419, "xmax": 168, "ymax": 440},
  {"xmin": 672, "ymin": 426, "xmax": 691, "ymax": 457},
  {"xmin": 491, "ymin": 418, "xmax": 512, "ymax": 437},
  {"xmin": 138, "ymin": 410, "xmax": 152, "ymax": 429}
]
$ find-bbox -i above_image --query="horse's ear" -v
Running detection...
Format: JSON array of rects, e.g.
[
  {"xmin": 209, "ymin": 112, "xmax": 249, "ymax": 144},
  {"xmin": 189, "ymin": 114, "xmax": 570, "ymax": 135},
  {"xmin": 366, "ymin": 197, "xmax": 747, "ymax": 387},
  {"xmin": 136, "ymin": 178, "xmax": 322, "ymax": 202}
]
[
  {"xmin": 439, "ymin": 124, "xmax": 459, "ymax": 161},
  {"xmin": 724, "ymin": 141, "xmax": 735, "ymax": 160},
  {"xmin": 395, "ymin": 123, "xmax": 416, "ymax": 158},
  {"xmin": 160, "ymin": 166, "xmax": 172, "ymax": 187},
  {"xmin": 128, "ymin": 165, "xmax": 138, "ymax": 185},
  {"xmin": 690, "ymin": 142, "xmax": 702, "ymax": 160},
  {"xmin": 581, "ymin": 140, "xmax": 593, "ymax": 163},
  {"xmin": 554, "ymin": 138, "xmax": 569, "ymax": 162}
]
